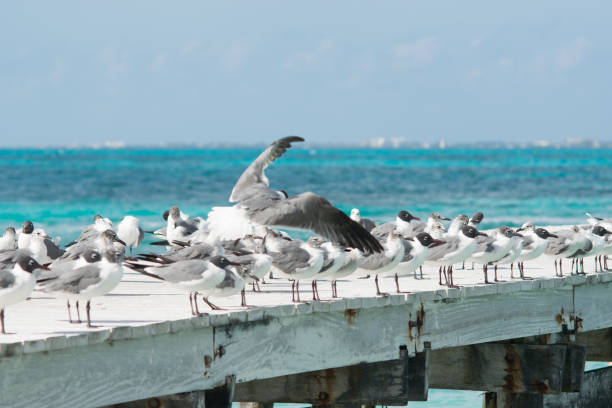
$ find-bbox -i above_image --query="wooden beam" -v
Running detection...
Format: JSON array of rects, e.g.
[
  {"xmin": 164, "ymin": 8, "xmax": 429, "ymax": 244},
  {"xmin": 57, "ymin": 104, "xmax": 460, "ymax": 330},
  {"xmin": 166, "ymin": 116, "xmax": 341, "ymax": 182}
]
[
  {"xmin": 429, "ymin": 343, "xmax": 568, "ymax": 393},
  {"xmin": 543, "ymin": 366, "xmax": 612, "ymax": 407},
  {"xmin": 234, "ymin": 347, "xmax": 429, "ymax": 405},
  {"xmin": 576, "ymin": 328, "xmax": 612, "ymax": 361}
]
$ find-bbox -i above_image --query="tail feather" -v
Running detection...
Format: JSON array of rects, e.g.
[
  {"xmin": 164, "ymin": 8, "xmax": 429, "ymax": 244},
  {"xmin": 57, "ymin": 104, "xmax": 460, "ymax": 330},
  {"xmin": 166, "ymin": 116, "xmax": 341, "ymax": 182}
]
[{"xmin": 124, "ymin": 262, "xmax": 165, "ymax": 281}]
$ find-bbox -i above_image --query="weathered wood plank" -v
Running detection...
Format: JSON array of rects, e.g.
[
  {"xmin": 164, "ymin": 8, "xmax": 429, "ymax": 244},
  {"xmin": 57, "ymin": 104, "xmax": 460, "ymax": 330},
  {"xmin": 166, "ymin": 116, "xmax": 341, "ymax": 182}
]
[
  {"xmin": 543, "ymin": 366, "xmax": 612, "ymax": 408},
  {"xmin": 406, "ymin": 345, "xmax": 430, "ymax": 401},
  {"xmin": 0, "ymin": 328, "xmax": 216, "ymax": 408},
  {"xmin": 575, "ymin": 327, "xmax": 612, "ymax": 361},
  {"xmin": 429, "ymin": 343, "xmax": 567, "ymax": 393},
  {"xmin": 574, "ymin": 282, "xmax": 612, "ymax": 332},
  {"xmin": 233, "ymin": 348, "xmax": 411, "ymax": 405}
]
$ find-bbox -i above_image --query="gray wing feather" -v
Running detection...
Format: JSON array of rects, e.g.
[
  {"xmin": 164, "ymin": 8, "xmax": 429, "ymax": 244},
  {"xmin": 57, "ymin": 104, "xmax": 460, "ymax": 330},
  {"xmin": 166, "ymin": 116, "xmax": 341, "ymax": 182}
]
[
  {"xmin": 137, "ymin": 228, "xmax": 144, "ymax": 246},
  {"xmin": 39, "ymin": 265, "xmax": 102, "ymax": 294},
  {"xmin": 44, "ymin": 239, "xmax": 66, "ymax": 259},
  {"xmin": 401, "ymin": 240, "xmax": 415, "ymax": 262},
  {"xmin": 230, "ymin": 136, "xmax": 304, "ymax": 202},
  {"xmin": 0, "ymin": 269, "xmax": 16, "ymax": 289},
  {"xmin": 156, "ymin": 260, "xmax": 209, "ymax": 283},
  {"xmin": 371, "ymin": 223, "xmax": 395, "ymax": 239},
  {"xmin": 247, "ymin": 192, "xmax": 383, "ymax": 254},
  {"xmin": 427, "ymin": 238, "xmax": 460, "ymax": 261},
  {"xmin": 271, "ymin": 244, "xmax": 311, "ymax": 272}
]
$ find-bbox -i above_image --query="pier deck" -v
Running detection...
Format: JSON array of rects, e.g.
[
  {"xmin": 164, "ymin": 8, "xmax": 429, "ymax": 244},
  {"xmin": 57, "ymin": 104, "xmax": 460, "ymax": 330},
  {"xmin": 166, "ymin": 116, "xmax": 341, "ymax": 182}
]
[{"xmin": 1, "ymin": 252, "xmax": 611, "ymax": 407}]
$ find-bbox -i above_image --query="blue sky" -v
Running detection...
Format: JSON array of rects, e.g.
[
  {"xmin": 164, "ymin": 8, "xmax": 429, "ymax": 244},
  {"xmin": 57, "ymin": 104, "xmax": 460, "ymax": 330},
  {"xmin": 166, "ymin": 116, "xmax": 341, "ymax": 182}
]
[{"xmin": 1, "ymin": 1, "xmax": 611, "ymax": 146}]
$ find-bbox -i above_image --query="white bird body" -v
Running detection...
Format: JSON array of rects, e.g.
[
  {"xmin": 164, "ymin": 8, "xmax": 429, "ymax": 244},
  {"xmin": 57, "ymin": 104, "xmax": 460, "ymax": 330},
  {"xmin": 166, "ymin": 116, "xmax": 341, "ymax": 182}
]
[
  {"xmin": 0, "ymin": 263, "xmax": 36, "ymax": 309},
  {"xmin": 356, "ymin": 232, "xmax": 404, "ymax": 276},
  {"xmin": 117, "ymin": 216, "xmax": 144, "ymax": 251},
  {"xmin": 393, "ymin": 239, "xmax": 429, "ymax": 277},
  {"xmin": 314, "ymin": 242, "xmax": 347, "ymax": 280},
  {"xmin": 517, "ymin": 230, "xmax": 550, "ymax": 262},
  {"xmin": 0, "ymin": 228, "xmax": 17, "ymax": 251}
]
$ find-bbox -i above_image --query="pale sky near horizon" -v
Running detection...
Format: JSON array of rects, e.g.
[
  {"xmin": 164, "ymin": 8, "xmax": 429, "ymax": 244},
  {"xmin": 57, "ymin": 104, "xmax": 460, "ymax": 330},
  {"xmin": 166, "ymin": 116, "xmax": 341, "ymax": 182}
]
[{"xmin": 1, "ymin": 1, "xmax": 611, "ymax": 147}]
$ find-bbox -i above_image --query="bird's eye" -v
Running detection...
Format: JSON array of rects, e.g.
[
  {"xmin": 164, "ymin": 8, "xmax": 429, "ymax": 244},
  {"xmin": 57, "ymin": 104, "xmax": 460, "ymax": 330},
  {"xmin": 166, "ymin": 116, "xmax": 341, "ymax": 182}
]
[{"xmin": 29, "ymin": 260, "xmax": 34, "ymax": 265}]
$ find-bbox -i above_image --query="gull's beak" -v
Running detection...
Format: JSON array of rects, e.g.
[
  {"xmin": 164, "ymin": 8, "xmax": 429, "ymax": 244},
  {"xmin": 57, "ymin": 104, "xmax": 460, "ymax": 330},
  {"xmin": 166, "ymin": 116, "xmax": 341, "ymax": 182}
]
[
  {"xmin": 429, "ymin": 239, "xmax": 445, "ymax": 248},
  {"xmin": 407, "ymin": 237, "xmax": 414, "ymax": 241},
  {"xmin": 442, "ymin": 217, "xmax": 451, "ymax": 221},
  {"xmin": 516, "ymin": 227, "xmax": 524, "ymax": 232},
  {"xmin": 412, "ymin": 217, "xmax": 421, "ymax": 221},
  {"xmin": 39, "ymin": 264, "xmax": 51, "ymax": 271},
  {"xmin": 514, "ymin": 232, "xmax": 524, "ymax": 237},
  {"xmin": 114, "ymin": 236, "xmax": 127, "ymax": 246},
  {"xmin": 477, "ymin": 231, "xmax": 488, "ymax": 237},
  {"xmin": 549, "ymin": 233, "xmax": 559, "ymax": 239}
]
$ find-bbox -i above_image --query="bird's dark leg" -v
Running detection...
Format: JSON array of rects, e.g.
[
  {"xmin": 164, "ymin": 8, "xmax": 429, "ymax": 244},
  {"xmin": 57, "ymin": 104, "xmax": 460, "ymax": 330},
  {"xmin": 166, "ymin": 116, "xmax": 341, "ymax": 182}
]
[
  {"xmin": 559, "ymin": 259, "xmax": 563, "ymax": 276},
  {"xmin": 203, "ymin": 297, "xmax": 222, "ymax": 310},
  {"xmin": 241, "ymin": 289, "xmax": 247, "ymax": 307},
  {"xmin": 605, "ymin": 256, "xmax": 609, "ymax": 270},
  {"xmin": 443, "ymin": 266, "xmax": 448, "ymax": 285},
  {"xmin": 296, "ymin": 281, "xmax": 301, "ymax": 302},
  {"xmin": 85, "ymin": 301, "xmax": 98, "ymax": 328},
  {"xmin": 394, "ymin": 273, "xmax": 401, "ymax": 293},
  {"xmin": 194, "ymin": 292, "xmax": 202, "ymax": 315},
  {"xmin": 269, "ymin": 271, "xmax": 276, "ymax": 279},
  {"xmin": 581, "ymin": 258, "xmax": 585, "ymax": 274},
  {"xmin": 75, "ymin": 301, "xmax": 82, "ymax": 323},
  {"xmin": 571, "ymin": 258, "xmax": 575, "ymax": 275},
  {"xmin": 256, "ymin": 281, "xmax": 262, "ymax": 292},
  {"xmin": 291, "ymin": 280, "xmax": 296, "ymax": 303},
  {"xmin": 599, "ymin": 255, "xmax": 604, "ymax": 272},
  {"xmin": 448, "ymin": 266, "xmax": 455, "ymax": 287},
  {"xmin": 460, "ymin": 261, "xmax": 465, "ymax": 270},
  {"xmin": 413, "ymin": 268, "xmax": 418, "ymax": 279},
  {"xmin": 471, "ymin": 262, "xmax": 475, "ymax": 270},
  {"xmin": 375, "ymin": 274, "xmax": 382, "ymax": 296},
  {"xmin": 483, "ymin": 265, "xmax": 490, "ymax": 284},
  {"xmin": 331, "ymin": 281, "xmax": 337, "ymax": 298},
  {"xmin": 66, "ymin": 300, "xmax": 73, "ymax": 323},
  {"xmin": 0, "ymin": 309, "xmax": 5, "ymax": 334},
  {"xmin": 420, "ymin": 266, "xmax": 423, "ymax": 279},
  {"xmin": 438, "ymin": 267, "xmax": 443, "ymax": 285},
  {"xmin": 554, "ymin": 260, "xmax": 558, "ymax": 277},
  {"xmin": 510, "ymin": 263, "xmax": 514, "ymax": 279},
  {"xmin": 189, "ymin": 293, "xmax": 195, "ymax": 316},
  {"xmin": 311, "ymin": 281, "xmax": 318, "ymax": 301}
]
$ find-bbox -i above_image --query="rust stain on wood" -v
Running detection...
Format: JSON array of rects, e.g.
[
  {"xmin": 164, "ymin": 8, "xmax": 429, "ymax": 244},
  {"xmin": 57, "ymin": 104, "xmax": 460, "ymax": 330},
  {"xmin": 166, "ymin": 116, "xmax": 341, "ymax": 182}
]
[
  {"xmin": 502, "ymin": 344, "xmax": 525, "ymax": 393},
  {"xmin": 313, "ymin": 368, "xmax": 336, "ymax": 406},
  {"xmin": 344, "ymin": 309, "xmax": 358, "ymax": 325},
  {"xmin": 555, "ymin": 307, "xmax": 565, "ymax": 325},
  {"xmin": 529, "ymin": 379, "xmax": 552, "ymax": 394}
]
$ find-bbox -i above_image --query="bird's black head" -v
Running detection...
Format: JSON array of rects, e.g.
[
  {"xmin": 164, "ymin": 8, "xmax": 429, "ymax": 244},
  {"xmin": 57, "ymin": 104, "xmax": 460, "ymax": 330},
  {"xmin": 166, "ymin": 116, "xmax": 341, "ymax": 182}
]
[
  {"xmin": 169, "ymin": 206, "xmax": 181, "ymax": 219},
  {"xmin": 470, "ymin": 212, "xmax": 484, "ymax": 225},
  {"xmin": 415, "ymin": 232, "xmax": 444, "ymax": 248},
  {"xmin": 462, "ymin": 226, "xmax": 484, "ymax": 239},
  {"xmin": 398, "ymin": 210, "xmax": 419, "ymax": 222},
  {"xmin": 16, "ymin": 252, "xmax": 46, "ymax": 273},
  {"xmin": 163, "ymin": 210, "xmax": 170, "ymax": 221},
  {"xmin": 5, "ymin": 226, "xmax": 16, "ymax": 235},
  {"xmin": 210, "ymin": 256, "xmax": 239, "ymax": 268},
  {"xmin": 276, "ymin": 190, "xmax": 289, "ymax": 199},
  {"xmin": 498, "ymin": 226, "xmax": 515, "ymax": 238},
  {"xmin": 22, "ymin": 221, "xmax": 34, "ymax": 234},
  {"xmin": 535, "ymin": 228, "xmax": 558, "ymax": 239},
  {"xmin": 83, "ymin": 249, "xmax": 102, "ymax": 263},
  {"xmin": 93, "ymin": 214, "xmax": 103, "ymax": 222},
  {"xmin": 593, "ymin": 225, "xmax": 612, "ymax": 236}
]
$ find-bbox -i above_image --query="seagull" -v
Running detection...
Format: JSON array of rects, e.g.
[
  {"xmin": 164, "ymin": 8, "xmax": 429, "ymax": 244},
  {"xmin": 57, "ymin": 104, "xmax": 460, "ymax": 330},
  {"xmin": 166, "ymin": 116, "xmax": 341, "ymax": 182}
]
[
  {"xmin": 447, "ymin": 214, "xmax": 470, "ymax": 236},
  {"xmin": 17, "ymin": 220, "xmax": 34, "ymax": 250},
  {"xmin": 200, "ymin": 264, "xmax": 257, "ymax": 310},
  {"xmin": 138, "ymin": 242, "xmax": 221, "ymax": 265},
  {"xmin": 488, "ymin": 230, "xmax": 524, "ymax": 280},
  {"xmin": 307, "ymin": 237, "xmax": 346, "ymax": 300},
  {"xmin": 127, "ymin": 255, "xmax": 236, "ymax": 315},
  {"xmin": 38, "ymin": 248, "xmax": 124, "ymax": 327},
  {"xmin": 586, "ymin": 213, "xmax": 612, "ymax": 230},
  {"xmin": 0, "ymin": 250, "xmax": 48, "ymax": 334},
  {"xmin": 579, "ymin": 225, "xmax": 612, "ymax": 272},
  {"xmin": 515, "ymin": 223, "xmax": 558, "ymax": 278},
  {"xmin": 166, "ymin": 206, "xmax": 199, "ymax": 245},
  {"xmin": 225, "ymin": 251, "xmax": 273, "ymax": 293},
  {"xmin": 66, "ymin": 215, "xmax": 113, "ymax": 247},
  {"xmin": 229, "ymin": 136, "xmax": 383, "ymax": 254},
  {"xmin": 426, "ymin": 225, "xmax": 484, "ymax": 287},
  {"xmin": 264, "ymin": 231, "xmax": 324, "ymax": 302},
  {"xmin": 0, "ymin": 227, "xmax": 17, "ymax": 251},
  {"xmin": 469, "ymin": 226, "xmax": 520, "ymax": 283},
  {"xmin": 357, "ymin": 229, "xmax": 404, "ymax": 295},
  {"xmin": 391, "ymin": 232, "xmax": 445, "ymax": 292},
  {"xmin": 328, "ymin": 248, "xmax": 363, "ymax": 298},
  {"xmin": 26, "ymin": 229, "xmax": 65, "ymax": 264},
  {"xmin": 117, "ymin": 216, "xmax": 144, "ymax": 254},
  {"xmin": 468, "ymin": 212, "xmax": 484, "ymax": 228},
  {"xmin": 370, "ymin": 210, "xmax": 422, "ymax": 238},
  {"xmin": 350, "ymin": 209, "xmax": 377, "ymax": 232},
  {"xmin": 407, "ymin": 213, "xmax": 451, "ymax": 237},
  {"xmin": 545, "ymin": 226, "xmax": 592, "ymax": 276},
  {"xmin": 61, "ymin": 229, "xmax": 126, "ymax": 260}
]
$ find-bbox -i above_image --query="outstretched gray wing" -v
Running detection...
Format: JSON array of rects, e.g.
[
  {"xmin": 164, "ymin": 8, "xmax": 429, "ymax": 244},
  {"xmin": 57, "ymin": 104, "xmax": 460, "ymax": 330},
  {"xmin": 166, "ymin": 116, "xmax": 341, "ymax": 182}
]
[
  {"xmin": 229, "ymin": 136, "xmax": 304, "ymax": 202},
  {"xmin": 247, "ymin": 192, "xmax": 384, "ymax": 254},
  {"xmin": 156, "ymin": 260, "xmax": 209, "ymax": 283}
]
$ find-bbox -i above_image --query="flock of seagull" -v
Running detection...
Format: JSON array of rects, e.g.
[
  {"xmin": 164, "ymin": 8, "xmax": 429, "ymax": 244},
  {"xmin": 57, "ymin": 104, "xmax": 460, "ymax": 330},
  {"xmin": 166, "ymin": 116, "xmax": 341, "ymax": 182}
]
[{"xmin": 1, "ymin": 136, "xmax": 611, "ymax": 334}]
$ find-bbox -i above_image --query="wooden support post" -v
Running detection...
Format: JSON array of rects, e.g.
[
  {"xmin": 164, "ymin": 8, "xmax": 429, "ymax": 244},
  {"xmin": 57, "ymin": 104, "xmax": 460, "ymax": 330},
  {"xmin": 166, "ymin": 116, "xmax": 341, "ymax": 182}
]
[
  {"xmin": 543, "ymin": 366, "xmax": 612, "ymax": 407},
  {"xmin": 576, "ymin": 327, "xmax": 612, "ymax": 361},
  {"xmin": 234, "ymin": 346, "xmax": 429, "ymax": 405},
  {"xmin": 204, "ymin": 375, "xmax": 235, "ymax": 408}
]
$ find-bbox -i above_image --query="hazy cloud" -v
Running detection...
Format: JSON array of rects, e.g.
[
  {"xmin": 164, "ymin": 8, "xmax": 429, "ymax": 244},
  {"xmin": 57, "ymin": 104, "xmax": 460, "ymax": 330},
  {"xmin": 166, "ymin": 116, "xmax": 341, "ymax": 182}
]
[
  {"xmin": 471, "ymin": 39, "xmax": 484, "ymax": 48},
  {"xmin": 498, "ymin": 57, "xmax": 513, "ymax": 68},
  {"xmin": 50, "ymin": 58, "xmax": 66, "ymax": 84},
  {"xmin": 182, "ymin": 40, "xmax": 201, "ymax": 55},
  {"xmin": 151, "ymin": 53, "xmax": 167, "ymax": 72},
  {"xmin": 392, "ymin": 37, "xmax": 438, "ymax": 67},
  {"xmin": 285, "ymin": 39, "xmax": 333, "ymax": 69},
  {"xmin": 554, "ymin": 37, "xmax": 590, "ymax": 70},
  {"xmin": 97, "ymin": 47, "xmax": 128, "ymax": 80},
  {"xmin": 222, "ymin": 42, "xmax": 250, "ymax": 71}
]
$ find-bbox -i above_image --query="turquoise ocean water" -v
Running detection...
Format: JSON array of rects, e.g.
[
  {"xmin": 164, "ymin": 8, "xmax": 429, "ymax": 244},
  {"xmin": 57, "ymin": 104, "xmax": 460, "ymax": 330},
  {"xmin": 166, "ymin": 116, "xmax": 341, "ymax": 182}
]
[{"xmin": 1, "ymin": 147, "xmax": 611, "ymax": 407}]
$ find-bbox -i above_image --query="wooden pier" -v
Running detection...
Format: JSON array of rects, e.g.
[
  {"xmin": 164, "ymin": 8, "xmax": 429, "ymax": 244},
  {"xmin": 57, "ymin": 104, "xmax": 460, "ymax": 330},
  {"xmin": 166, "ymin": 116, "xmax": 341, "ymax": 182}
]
[{"xmin": 1, "ymin": 254, "xmax": 612, "ymax": 407}]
